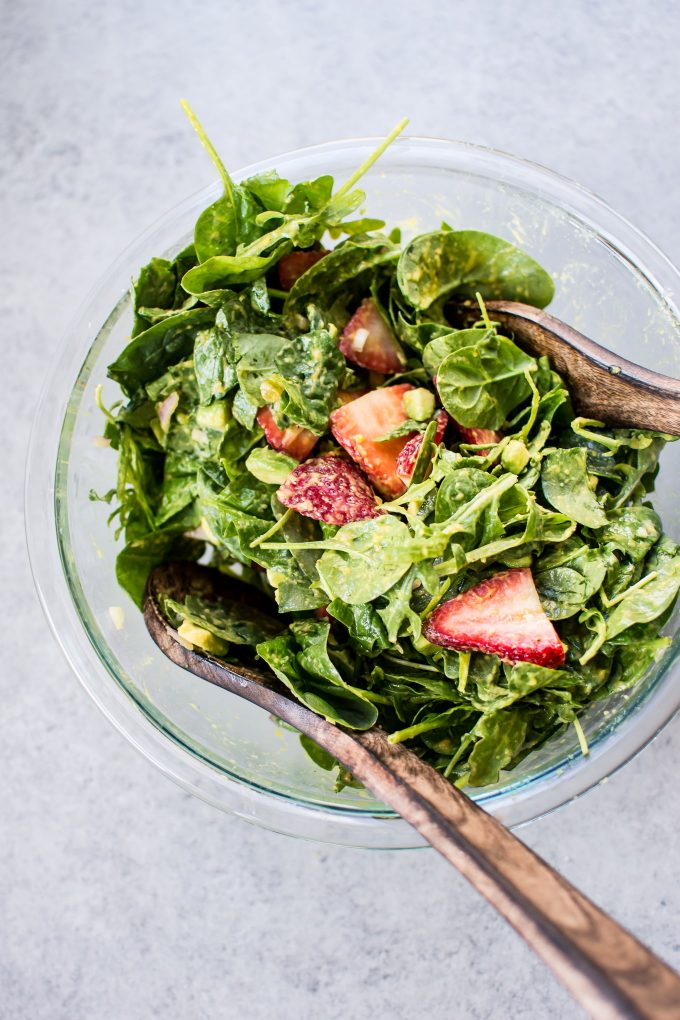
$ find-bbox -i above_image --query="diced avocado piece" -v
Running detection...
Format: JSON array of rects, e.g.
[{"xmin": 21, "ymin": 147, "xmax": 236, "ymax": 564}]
[
  {"xmin": 403, "ymin": 388, "xmax": 436, "ymax": 422},
  {"xmin": 196, "ymin": 400, "xmax": 229, "ymax": 431},
  {"xmin": 260, "ymin": 377, "xmax": 286, "ymax": 403},
  {"xmin": 246, "ymin": 447, "xmax": 297, "ymax": 485},
  {"xmin": 501, "ymin": 439, "xmax": 531, "ymax": 474},
  {"xmin": 177, "ymin": 620, "xmax": 229, "ymax": 655}
]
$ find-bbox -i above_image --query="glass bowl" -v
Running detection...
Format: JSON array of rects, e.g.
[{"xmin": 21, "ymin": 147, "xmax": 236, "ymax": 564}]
[{"xmin": 26, "ymin": 136, "xmax": 680, "ymax": 849}]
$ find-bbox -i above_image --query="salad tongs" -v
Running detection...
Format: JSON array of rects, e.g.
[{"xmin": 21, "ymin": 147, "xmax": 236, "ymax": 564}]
[
  {"xmin": 145, "ymin": 561, "xmax": 680, "ymax": 1020},
  {"xmin": 460, "ymin": 299, "xmax": 680, "ymax": 434}
]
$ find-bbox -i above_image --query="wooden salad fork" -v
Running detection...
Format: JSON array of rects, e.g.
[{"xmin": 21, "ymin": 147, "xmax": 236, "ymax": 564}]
[
  {"xmin": 459, "ymin": 300, "xmax": 680, "ymax": 435},
  {"xmin": 145, "ymin": 562, "xmax": 680, "ymax": 1020}
]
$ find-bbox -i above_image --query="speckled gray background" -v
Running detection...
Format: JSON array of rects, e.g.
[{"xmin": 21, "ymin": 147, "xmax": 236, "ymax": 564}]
[{"xmin": 3, "ymin": 2, "xmax": 680, "ymax": 1018}]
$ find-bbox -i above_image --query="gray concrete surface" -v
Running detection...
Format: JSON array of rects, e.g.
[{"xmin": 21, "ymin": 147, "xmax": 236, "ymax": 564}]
[{"xmin": 3, "ymin": 1, "xmax": 680, "ymax": 1017}]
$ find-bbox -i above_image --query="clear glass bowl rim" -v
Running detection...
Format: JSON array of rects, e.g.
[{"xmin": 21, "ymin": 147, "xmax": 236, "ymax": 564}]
[{"xmin": 25, "ymin": 134, "xmax": 680, "ymax": 849}]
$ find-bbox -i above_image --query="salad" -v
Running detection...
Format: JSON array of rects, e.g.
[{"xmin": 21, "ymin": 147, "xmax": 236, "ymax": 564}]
[{"xmin": 95, "ymin": 109, "xmax": 680, "ymax": 790}]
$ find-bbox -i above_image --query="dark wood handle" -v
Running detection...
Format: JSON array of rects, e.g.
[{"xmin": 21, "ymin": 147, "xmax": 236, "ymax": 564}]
[
  {"xmin": 464, "ymin": 300, "xmax": 680, "ymax": 435},
  {"xmin": 145, "ymin": 565, "xmax": 680, "ymax": 1020}
]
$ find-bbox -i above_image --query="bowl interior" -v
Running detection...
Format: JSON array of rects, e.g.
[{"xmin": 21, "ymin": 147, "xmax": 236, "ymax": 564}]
[{"xmin": 33, "ymin": 138, "xmax": 680, "ymax": 847}]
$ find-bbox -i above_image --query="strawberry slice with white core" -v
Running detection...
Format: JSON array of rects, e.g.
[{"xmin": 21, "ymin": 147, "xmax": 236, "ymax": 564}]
[
  {"xmin": 330, "ymin": 383, "xmax": 415, "ymax": 498},
  {"xmin": 396, "ymin": 409, "xmax": 449, "ymax": 486},
  {"xmin": 277, "ymin": 250, "xmax": 327, "ymax": 291},
  {"xmin": 256, "ymin": 406, "xmax": 319, "ymax": 461},
  {"xmin": 339, "ymin": 298, "xmax": 407, "ymax": 374},
  {"xmin": 424, "ymin": 568, "xmax": 565, "ymax": 668},
  {"xmin": 452, "ymin": 420, "xmax": 503, "ymax": 454},
  {"xmin": 277, "ymin": 456, "xmax": 381, "ymax": 526}
]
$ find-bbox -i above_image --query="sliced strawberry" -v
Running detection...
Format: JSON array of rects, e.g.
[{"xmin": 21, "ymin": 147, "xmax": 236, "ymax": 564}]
[
  {"xmin": 330, "ymin": 384, "xmax": 415, "ymax": 498},
  {"xmin": 424, "ymin": 568, "xmax": 565, "ymax": 668},
  {"xmin": 452, "ymin": 419, "xmax": 503, "ymax": 454},
  {"xmin": 277, "ymin": 249, "xmax": 327, "ymax": 291},
  {"xmin": 277, "ymin": 456, "xmax": 381, "ymax": 526},
  {"xmin": 339, "ymin": 298, "xmax": 406, "ymax": 374},
  {"xmin": 256, "ymin": 406, "xmax": 318, "ymax": 461},
  {"xmin": 396, "ymin": 409, "xmax": 449, "ymax": 486}
]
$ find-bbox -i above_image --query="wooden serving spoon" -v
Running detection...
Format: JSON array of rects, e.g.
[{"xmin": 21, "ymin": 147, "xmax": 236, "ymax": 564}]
[
  {"xmin": 145, "ymin": 561, "xmax": 680, "ymax": 1020},
  {"xmin": 457, "ymin": 299, "xmax": 680, "ymax": 435}
]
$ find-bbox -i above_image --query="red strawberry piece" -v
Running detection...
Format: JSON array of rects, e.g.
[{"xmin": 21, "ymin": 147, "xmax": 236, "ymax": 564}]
[
  {"xmin": 330, "ymin": 383, "xmax": 415, "ymax": 498},
  {"xmin": 256, "ymin": 406, "xmax": 319, "ymax": 461},
  {"xmin": 276, "ymin": 456, "xmax": 381, "ymax": 526},
  {"xmin": 339, "ymin": 298, "xmax": 406, "ymax": 374},
  {"xmin": 277, "ymin": 250, "xmax": 327, "ymax": 291},
  {"xmin": 452, "ymin": 419, "xmax": 503, "ymax": 454},
  {"xmin": 396, "ymin": 409, "xmax": 449, "ymax": 486},
  {"xmin": 424, "ymin": 568, "xmax": 565, "ymax": 668}
]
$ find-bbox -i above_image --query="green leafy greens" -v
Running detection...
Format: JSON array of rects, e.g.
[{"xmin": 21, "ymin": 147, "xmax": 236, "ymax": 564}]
[{"xmin": 94, "ymin": 106, "xmax": 678, "ymax": 792}]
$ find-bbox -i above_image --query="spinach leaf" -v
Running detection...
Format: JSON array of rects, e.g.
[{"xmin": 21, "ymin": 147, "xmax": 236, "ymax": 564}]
[
  {"xmin": 283, "ymin": 234, "xmax": 400, "ymax": 323},
  {"xmin": 436, "ymin": 334, "xmax": 535, "ymax": 429},
  {"xmin": 256, "ymin": 629, "xmax": 378, "ymax": 730},
  {"xmin": 182, "ymin": 242, "xmax": 292, "ymax": 293},
  {"xmin": 268, "ymin": 329, "xmax": 346, "ymax": 434},
  {"xmin": 535, "ymin": 567, "xmax": 588, "ymax": 620},
  {"xmin": 327, "ymin": 600, "xmax": 390, "ymax": 655},
  {"xmin": 434, "ymin": 468, "xmax": 493, "ymax": 522},
  {"xmin": 233, "ymin": 332, "xmax": 290, "ymax": 406},
  {"xmin": 599, "ymin": 506, "xmax": 661, "ymax": 562},
  {"xmin": 397, "ymin": 230, "xmax": 555, "ymax": 310},
  {"xmin": 132, "ymin": 257, "xmax": 177, "ymax": 336},
  {"xmin": 108, "ymin": 307, "xmax": 215, "ymax": 395},
  {"xmin": 422, "ymin": 328, "xmax": 491, "ymax": 378},
  {"xmin": 541, "ymin": 448, "xmax": 608, "ymax": 528},
  {"xmin": 163, "ymin": 593, "xmax": 282, "ymax": 645},
  {"xmin": 317, "ymin": 516, "xmax": 413, "ymax": 605},
  {"xmin": 193, "ymin": 327, "xmax": 237, "ymax": 404},
  {"xmin": 299, "ymin": 734, "xmax": 337, "ymax": 771},
  {"xmin": 115, "ymin": 521, "xmax": 203, "ymax": 608},
  {"xmin": 605, "ymin": 545, "xmax": 680, "ymax": 640},
  {"xmin": 466, "ymin": 708, "xmax": 528, "ymax": 786}
]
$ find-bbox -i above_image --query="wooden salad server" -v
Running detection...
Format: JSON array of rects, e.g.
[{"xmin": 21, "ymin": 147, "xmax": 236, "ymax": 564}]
[
  {"xmin": 459, "ymin": 300, "xmax": 680, "ymax": 435},
  {"xmin": 145, "ymin": 561, "xmax": 680, "ymax": 1020}
]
